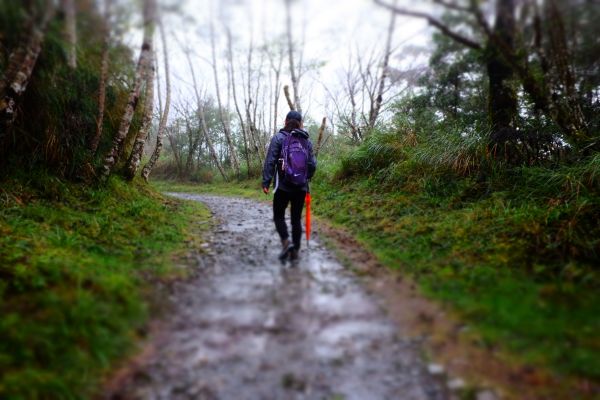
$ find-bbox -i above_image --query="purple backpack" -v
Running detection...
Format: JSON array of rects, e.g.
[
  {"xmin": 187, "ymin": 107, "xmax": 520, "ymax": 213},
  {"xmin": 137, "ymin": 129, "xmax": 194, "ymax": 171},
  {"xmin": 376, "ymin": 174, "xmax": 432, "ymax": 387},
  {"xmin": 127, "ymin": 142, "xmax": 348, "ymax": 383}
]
[{"xmin": 281, "ymin": 130, "xmax": 309, "ymax": 186}]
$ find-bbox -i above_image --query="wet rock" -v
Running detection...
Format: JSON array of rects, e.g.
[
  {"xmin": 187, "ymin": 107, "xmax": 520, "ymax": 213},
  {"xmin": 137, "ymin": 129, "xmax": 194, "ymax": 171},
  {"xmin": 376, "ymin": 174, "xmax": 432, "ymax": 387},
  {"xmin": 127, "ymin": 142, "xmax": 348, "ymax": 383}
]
[
  {"xmin": 447, "ymin": 377, "xmax": 466, "ymax": 391},
  {"xmin": 477, "ymin": 389, "xmax": 499, "ymax": 400},
  {"xmin": 427, "ymin": 363, "xmax": 446, "ymax": 377}
]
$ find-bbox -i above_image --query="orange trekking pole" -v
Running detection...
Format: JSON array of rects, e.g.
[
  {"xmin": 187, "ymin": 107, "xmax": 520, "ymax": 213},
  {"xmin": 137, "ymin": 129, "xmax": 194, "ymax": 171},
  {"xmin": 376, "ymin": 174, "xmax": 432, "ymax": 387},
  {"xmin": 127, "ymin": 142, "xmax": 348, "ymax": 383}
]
[{"xmin": 305, "ymin": 190, "xmax": 311, "ymax": 248}]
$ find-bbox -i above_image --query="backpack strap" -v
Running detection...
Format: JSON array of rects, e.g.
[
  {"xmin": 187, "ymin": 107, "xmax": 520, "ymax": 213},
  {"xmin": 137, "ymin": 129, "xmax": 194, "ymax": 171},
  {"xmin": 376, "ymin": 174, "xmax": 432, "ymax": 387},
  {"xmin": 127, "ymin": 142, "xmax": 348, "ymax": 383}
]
[
  {"xmin": 274, "ymin": 167, "xmax": 280, "ymax": 193},
  {"xmin": 275, "ymin": 131, "xmax": 290, "ymax": 193},
  {"xmin": 280, "ymin": 131, "xmax": 289, "ymax": 171}
]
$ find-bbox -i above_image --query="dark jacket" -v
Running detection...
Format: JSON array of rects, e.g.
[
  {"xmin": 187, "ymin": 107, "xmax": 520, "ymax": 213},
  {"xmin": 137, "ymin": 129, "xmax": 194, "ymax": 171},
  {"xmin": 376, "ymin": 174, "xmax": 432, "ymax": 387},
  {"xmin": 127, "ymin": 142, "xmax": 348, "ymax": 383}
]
[{"xmin": 262, "ymin": 128, "xmax": 317, "ymax": 193}]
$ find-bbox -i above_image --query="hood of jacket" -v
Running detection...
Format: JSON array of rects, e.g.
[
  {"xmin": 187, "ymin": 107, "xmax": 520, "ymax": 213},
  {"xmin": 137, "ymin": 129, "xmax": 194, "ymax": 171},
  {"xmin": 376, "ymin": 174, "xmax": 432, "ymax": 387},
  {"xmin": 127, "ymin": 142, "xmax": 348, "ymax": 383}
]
[{"xmin": 281, "ymin": 128, "xmax": 309, "ymax": 139}]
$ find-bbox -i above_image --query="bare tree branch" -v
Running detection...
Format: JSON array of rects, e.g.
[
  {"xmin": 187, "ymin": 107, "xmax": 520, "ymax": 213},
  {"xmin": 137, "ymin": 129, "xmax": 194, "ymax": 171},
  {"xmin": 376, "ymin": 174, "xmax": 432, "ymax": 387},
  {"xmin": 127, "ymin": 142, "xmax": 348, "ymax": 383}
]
[
  {"xmin": 283, "ymin": 85, "xmax": 295, "ymax": 111},
  {"xmin": 373, "ymin": 0, "xmax": 482, "ymax": 50},
  {"xmin": 432, "ymin": 0, "xmax": 471, "ymax": 13}
]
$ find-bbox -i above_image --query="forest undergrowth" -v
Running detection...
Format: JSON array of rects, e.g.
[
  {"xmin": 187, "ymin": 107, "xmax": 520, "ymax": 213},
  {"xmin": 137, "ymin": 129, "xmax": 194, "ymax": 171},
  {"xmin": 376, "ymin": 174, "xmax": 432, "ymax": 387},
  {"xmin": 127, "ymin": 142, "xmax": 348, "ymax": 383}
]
[{"xmin": 0, "ymin": 173, "xmax": 210, "ymax": 399}]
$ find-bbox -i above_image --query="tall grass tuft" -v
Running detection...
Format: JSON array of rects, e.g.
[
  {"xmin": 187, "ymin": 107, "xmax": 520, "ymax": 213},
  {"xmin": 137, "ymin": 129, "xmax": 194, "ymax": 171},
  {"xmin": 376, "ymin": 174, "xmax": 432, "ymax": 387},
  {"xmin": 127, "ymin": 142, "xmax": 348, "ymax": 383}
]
[{"xmin": 337, "ymin": 131, "xmax": 408, "ymax": 180}]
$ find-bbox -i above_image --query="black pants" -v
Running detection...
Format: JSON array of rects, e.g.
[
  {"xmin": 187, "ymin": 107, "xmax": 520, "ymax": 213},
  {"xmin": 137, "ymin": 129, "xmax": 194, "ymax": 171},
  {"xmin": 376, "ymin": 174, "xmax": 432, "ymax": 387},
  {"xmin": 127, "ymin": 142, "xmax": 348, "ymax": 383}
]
[{"xmin": 273, "ymin": 189, "xmax": 306, "ymax": 250}]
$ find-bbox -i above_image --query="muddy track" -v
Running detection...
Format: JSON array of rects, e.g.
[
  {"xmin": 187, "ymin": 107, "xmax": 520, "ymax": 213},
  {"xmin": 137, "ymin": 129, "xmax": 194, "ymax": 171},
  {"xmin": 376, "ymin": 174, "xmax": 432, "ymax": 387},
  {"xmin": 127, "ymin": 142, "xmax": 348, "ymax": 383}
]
[{"xmin": 109, "ymin": 194, "xmax": 447, "ymax": 400}]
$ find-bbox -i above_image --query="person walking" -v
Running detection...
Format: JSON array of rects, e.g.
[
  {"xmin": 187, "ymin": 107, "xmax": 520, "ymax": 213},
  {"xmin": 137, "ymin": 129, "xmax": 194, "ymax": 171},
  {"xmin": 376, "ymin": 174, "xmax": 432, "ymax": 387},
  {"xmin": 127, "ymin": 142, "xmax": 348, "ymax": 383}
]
[{"xmin": 262, "ymin": 110, "xmax": 317, "ymax": 262}]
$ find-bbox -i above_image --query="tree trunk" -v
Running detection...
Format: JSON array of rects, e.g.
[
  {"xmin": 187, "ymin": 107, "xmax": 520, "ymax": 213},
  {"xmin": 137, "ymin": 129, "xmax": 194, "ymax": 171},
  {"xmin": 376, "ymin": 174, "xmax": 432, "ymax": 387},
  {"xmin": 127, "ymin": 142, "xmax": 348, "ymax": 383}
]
[
  {"xmin": 0, "ymin": 2, "xmax": 56, "ymax": 133},
  {"xmin": 368, "ymin": 6, "xmax": 396, "ymax": 130},
  {"xmin": 244, "ymin": 39, "xmax": 264, "ymax": 166},
  {"xmin": 185, "ymin": 123, "xmax": 201, "ymax": 175},
  {"xmin": 285, "ymin": 0, "xmax": 301, "ymax": 113},
  {"xmin": 315, "ymin": 117, "xmax": 327, "ymax": 157},
  {"xmin": 209, "ymin": 20, "xmax": 240, "ymax": 175},
  {"xmin": 226, "ymin": 28, "xmax": 251, "ymax": 178},
  {"xmin": 283, "ymin": 85, "xmax": 295, "ymax": 111},
  {"xmin": 184, "ymin": 50, "xmax": 227, "ymax": 181},
  {"xmin": 349, "ymin": 82, "xmax": 361, "ymax": 142},
  {"xmin": 184, "ymin": 119, "xmax": 194, "ymax": 174},
  {"xmin": 266, "ymin": 44, "xmax": 284, "ymax": 135},
  {"xmin": 167, "ymin": 128, "xmax": 182, "ymax": 178},
  {"xmin": 89, "ymin": 0, "xmax": 112, "ymax": 155},
  {"xmin": 100, "ymin": 0, "xmax": 156, "ymax": 181},
  {"xmin": 272, "ymin": 58, "xmax": 282, "ymax": 132},
  {"xmin": 486, "ymin": 0, "xmax": 518, "ymax": 151},
  {"xmin": 61, "ymin": 0, "xmax": 77, "ymax": 69},
  {"xmin": 479, "ymin": 0, "xmax": 589, "ymax": 146},
  {"xmin": 544, "ymin": 0, "xmax": 588, "ymax": 144},
  {"xmin": 125, "ymin": 53, "xmax": 155, "ymax": 180},
  {"xmin": 244, "ymin": 40, "xmax": 255, "ymax": 157},
  {"xmin": 142, "ymin": 20, "xmax": 171, "ymax": 182},
  {"xmin": 251, "ymin": 57, "xmax": 266, "ymax": 163}
]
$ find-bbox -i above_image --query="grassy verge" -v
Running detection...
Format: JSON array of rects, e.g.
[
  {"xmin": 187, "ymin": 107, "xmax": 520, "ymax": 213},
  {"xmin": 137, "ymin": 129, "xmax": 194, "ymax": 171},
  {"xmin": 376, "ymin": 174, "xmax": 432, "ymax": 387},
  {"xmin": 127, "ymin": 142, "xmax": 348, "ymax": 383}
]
[
  {"xmin": 310, "ymin": 141, "xmax": 600, "ymax": 385},
  {"xmin": 0, "ymin": 173, "xmax": 210, "ymax": 399},
  {"xmin": 312, "ymin": 176, "xmax": 599, "ymax": 380}
]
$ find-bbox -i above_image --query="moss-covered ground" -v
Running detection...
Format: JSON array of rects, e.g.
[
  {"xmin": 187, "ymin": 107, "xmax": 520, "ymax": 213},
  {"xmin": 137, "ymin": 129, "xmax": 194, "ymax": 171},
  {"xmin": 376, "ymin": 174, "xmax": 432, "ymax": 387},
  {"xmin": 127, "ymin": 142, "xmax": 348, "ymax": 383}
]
[
  {"xmin": 0, "ymin": 173, "xmax": 210, "ymax": 399},
  {"xmin": 311, "ymin": 176, "xmax": 599, "ymax": 382}
]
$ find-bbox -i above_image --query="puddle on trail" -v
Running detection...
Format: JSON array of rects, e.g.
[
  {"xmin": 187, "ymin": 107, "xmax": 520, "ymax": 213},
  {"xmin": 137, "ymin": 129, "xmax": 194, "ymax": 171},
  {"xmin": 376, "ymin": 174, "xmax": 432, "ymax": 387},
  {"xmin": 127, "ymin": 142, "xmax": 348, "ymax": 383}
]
[{"xmin": 109, "ymin": 194, "xmax": 446, "ymax": 400}]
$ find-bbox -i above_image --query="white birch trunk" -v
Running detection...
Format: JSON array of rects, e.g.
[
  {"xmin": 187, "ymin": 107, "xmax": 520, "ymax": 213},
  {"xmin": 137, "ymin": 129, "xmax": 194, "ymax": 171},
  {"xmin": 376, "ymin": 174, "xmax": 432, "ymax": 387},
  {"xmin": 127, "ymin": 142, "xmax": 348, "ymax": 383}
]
[
  {"xmin": 90, "ymin": 0, "xmax": 112, "ymax": 155},
  {"xmin": 100, "ymin": 0, "xmax": 156, "ymax": 180},
  {"xmin": 142, "ymin": 20, "xmax": 171, "ymax": 182},
  {"xmin": 125, "ymin": 51, "xmax": 155, "ymax": 180},
  {"xmin": 61, "ymin": 0, "xmax": 77, "ymax": 69},
  {"xmin": 244, "ymin": 37, "xmax": 263, "ymax": 164},
  {"xmin": 284, "ymin": 0, "xmax": 301, "ymax": 113},
  {"xmin": 0, "ymin": 2, "xmax": 55, "ymax": 130},
  {"xmin": 271, "ymin": 51, "xmax": 283, "ymax": 132}
]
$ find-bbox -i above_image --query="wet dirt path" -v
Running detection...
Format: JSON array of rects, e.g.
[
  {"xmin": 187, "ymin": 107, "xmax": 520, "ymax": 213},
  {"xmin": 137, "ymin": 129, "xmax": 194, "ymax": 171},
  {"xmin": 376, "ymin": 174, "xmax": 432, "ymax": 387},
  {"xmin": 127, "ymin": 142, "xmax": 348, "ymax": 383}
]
[{"xmin": 111, "ymin": 194, "xmax": 446, "ymax": 400}]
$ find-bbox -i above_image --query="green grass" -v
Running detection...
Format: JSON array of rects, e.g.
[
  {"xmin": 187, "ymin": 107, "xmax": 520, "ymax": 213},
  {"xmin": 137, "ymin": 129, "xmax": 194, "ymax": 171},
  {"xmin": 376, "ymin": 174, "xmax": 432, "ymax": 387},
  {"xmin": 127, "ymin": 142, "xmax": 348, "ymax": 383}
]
[
  {"xmin": 151, "ymin": 179, "xmax": 265, "ymax": 201},
  {"xmin": 0, "ymin": 173, "xmax": 210, "ymax": 399},
  {"xmin": 312, "ymin": 154, "xmax": 600, "ymax": 382}
]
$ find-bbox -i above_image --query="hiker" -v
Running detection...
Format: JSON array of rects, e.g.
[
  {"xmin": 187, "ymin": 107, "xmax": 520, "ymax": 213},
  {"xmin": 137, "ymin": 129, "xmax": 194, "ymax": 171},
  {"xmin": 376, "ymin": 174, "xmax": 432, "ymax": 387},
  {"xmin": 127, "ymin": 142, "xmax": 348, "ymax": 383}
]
[{"xmin": 262, "ymin": 110, "xmax": 317, "ymax": 261}]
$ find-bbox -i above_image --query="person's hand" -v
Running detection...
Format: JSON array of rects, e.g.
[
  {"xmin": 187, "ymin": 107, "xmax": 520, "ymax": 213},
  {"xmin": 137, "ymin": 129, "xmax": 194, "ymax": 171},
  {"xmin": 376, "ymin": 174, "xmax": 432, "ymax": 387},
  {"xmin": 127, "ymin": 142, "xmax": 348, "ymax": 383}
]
[{"xmin": 262, "ymin": 187, "xmax": 269, "ymax": 195}]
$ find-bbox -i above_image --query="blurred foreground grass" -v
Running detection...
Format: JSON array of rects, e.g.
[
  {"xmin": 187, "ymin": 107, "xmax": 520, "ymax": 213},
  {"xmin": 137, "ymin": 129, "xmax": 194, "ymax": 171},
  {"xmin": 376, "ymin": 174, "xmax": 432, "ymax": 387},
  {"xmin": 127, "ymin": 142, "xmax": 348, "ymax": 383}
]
[{"xmin": 0, "ymin": 173, "xmax": 210, "ymax": 399}]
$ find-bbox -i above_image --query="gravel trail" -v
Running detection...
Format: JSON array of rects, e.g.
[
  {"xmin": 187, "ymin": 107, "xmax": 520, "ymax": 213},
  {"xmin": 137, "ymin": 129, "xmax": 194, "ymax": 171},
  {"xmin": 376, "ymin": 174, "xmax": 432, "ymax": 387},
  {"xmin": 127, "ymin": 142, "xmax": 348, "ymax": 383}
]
[{"xmin": 110, "ymin": 194, "xmax": 446, "ymax": 400}]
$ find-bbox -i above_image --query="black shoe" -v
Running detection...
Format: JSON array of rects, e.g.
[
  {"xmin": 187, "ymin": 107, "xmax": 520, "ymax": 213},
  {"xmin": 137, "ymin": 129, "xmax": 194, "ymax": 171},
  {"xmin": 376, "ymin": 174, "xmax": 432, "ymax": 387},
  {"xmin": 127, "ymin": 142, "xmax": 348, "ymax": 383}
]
[
  {"xmin": 290, "ymin": 249, "xmax": 299, "ymax": 261},
  {"xmin": 278, "ymin": 240, "xmax": 294, "ymax": 262}
]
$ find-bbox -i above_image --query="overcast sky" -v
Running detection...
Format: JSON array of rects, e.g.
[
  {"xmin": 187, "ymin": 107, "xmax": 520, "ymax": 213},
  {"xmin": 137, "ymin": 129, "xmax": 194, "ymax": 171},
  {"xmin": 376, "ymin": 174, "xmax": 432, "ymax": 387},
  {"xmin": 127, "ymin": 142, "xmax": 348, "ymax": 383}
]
[{"xmin": 144, "ymin": 0, "xmax": 433, "ymax": 127}]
